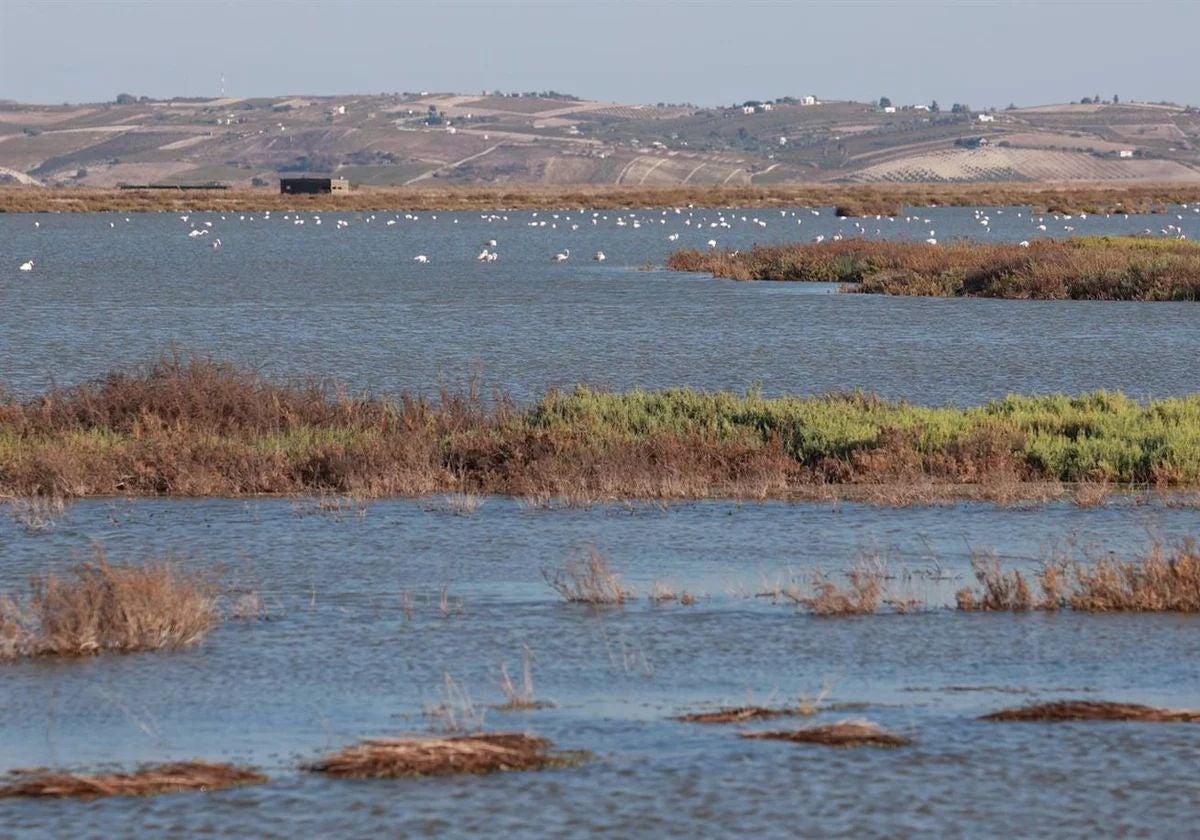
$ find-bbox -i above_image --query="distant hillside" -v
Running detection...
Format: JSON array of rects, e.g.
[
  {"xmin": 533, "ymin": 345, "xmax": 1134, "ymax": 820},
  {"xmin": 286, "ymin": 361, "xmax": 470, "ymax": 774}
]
[{"xmin": 2, "ymin": 93, "xmax": 1198, "ymax": 187}]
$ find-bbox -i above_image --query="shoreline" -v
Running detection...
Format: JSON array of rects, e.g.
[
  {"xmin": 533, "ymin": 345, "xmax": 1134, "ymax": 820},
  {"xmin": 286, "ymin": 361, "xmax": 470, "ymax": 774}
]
[{"xmin": 4, "ymin": 182, "xmax": 1200, "ymax": 215}]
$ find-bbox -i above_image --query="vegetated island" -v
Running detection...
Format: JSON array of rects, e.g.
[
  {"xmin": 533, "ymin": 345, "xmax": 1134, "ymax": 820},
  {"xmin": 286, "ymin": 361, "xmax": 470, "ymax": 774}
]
[
  {"xmin": 667, "ymin": 236, "xmax": 1200, "ymax": 300},
  {"xmin": 3, "ymin": 358, "xmax": 1199, "ymax": 504},
  {"xmin": 3, "ymin": 183, "xmax": 1200, "ymax": 215}
]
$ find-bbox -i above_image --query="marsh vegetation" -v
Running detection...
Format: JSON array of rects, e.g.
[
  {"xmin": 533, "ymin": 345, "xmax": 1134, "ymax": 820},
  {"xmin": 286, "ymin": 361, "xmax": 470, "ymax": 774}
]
[{"xmin": 668, "ymin": 237, "xmax": 1200, "ymax": 300}]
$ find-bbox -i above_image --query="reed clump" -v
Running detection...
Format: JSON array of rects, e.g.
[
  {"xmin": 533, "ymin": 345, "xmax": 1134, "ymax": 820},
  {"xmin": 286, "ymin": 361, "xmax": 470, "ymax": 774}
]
[
  {"xmin": 741, "ymin": 720, "xmax": 911, "ymax": 748},
  {"xmin": 983, "ymin": 701, "xmax": 1200, "ymax": 723},
  {"xmin": 0, "ymin": 762, "xmax": 266, "ymax": 799},
  {"xmin": 304, "ymin": 733, "xmax": 582, "ymax": 778},
  {"xmin": 5, "ymin": 357, "xmax": 1200, "ymax": 502},
  {"xmin": 544, "ymin": 548, "xmax": 633, "ymax": 605},
  {"xmin": 784, "ymin": 560, "xmax": 887, "ymax": 616},
  {"xmin": 0, "ymin": 548, "xmax": 218, "ymax": 660},
  {"xmin": 956, "ymin": 542, "xmax": 1200, "ymax": 613},
  {"xmin": 667, "ymin": 237, "xmax": 1200, "ymax": 301}
]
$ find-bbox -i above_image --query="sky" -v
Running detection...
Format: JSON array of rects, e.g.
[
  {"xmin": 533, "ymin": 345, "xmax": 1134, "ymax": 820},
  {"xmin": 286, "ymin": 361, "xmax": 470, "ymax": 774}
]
[{"xmin": 2, "ymin": 0, "xmax": 1197, "ymax": 109}]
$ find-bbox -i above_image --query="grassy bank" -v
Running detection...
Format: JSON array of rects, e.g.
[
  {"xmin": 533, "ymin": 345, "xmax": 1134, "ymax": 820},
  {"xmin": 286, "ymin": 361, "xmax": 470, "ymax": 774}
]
[
  {"xmin": 667, "ymin": 237, "xmax": 1200, "ymax": 300},
  {"xmin": 3, "ymin": 183, "xmax": 1200, "ymax": 215},
  {"xmin": 3, "ymin": 359, "xmax": 1200, "ymax": 503}
]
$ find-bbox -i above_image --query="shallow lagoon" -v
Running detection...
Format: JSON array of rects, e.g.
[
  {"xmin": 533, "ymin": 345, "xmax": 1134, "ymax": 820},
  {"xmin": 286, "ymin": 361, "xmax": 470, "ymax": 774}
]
[{"xmin": 2, "ymin": 498, "xmax": 1199, "ymax": 837}]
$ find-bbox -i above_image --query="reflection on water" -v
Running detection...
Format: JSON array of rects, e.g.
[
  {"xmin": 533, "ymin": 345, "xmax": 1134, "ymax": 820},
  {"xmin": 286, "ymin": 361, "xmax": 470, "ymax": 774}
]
[{"xmin": 1, "ymin": 498, "xmax": 1198, "ymax": 837}]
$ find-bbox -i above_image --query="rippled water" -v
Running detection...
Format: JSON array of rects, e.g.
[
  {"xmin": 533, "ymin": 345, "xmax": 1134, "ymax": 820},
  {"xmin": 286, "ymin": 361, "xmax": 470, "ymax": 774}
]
[
  {"xmin": 2, "ymin": 205, "xmax": 1199, "ymax": 402},
  {"xmin": 2, "ymin": 499, "xmax": 1199, "ymax": 837},
  {"xmin": 3, "ymin": 206, "xmax": 1200, "ymax": 837}
]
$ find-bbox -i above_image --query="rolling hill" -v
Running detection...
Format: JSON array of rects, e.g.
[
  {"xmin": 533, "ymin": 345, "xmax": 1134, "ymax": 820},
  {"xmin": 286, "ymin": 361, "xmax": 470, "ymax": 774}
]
[{"xmin": 2, "ymin": 92, "xmax": 1198, "ymax": 188}]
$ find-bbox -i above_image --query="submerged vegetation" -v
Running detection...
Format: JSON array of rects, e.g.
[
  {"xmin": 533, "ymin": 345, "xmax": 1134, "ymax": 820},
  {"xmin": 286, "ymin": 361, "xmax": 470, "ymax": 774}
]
[
  {"xmin": 668, "ymin": 237, "xmax": 1200, "ymax": 300},
  {"xmin": 741, "ymin": 720, "xmax": 911, "ymax": 748},
  {"xmin": 983, "ymin": 701, "xmax": 1200, "ymax": 723},
  {"xmin": 304, "ymin": 733, "xmax": 583, "ymax": 778},
  {"xmin": 4, "ymin": 183, "xmax": 1200, "ymax": 215},
  {"xmin": 0, "ymin": 762, "xmax": 267, "ymax": 799},
  {"xmin": 4, "ymin": 358, "xmax": 1200, "ymax": 502},
  {"xmin": 0, "ymin": 549, "xmax": 218, "ymax": 660}
]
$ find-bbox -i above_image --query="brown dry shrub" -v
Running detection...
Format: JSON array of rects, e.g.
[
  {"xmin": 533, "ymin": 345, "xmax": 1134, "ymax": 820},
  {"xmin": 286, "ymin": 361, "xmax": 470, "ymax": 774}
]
[
  {"xmin": 543, "ymin": 547, "xmax": 633, "ymax": 605},
  {"xmin": 956, "ymin": 551, "xmax": 1041, "ymax": 611},
  {"xmin": 0, "ymin": 762, "xmax": 266, "ymax": 799},
  {"xmin": 1066, "ymin": 543, "xmax": 1200, "ymax": 611},
  {"xmin": 304, "ymin": 733, "xmax": 581, "ymax": 778},
  {"xmin": 786, "ymin": 559, "xmax": 886, "ymax": 616},
  {"xmin": 0, "ymin": 548, "xmax": 218, "ymax": 659}
]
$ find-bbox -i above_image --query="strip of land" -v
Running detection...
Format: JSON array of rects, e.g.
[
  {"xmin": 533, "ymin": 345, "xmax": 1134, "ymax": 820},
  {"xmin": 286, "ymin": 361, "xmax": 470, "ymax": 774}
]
[
  {"xmin": 2, "ymin": 358, "xmax": 1199, "ymax": 503},
  {"xmin": 667, "ymin": 236, "xmax": 1200, "ymax": 300},
  {"xmin": 4, "ymin": 183, "xmax": 1200, "ymax": 214}
]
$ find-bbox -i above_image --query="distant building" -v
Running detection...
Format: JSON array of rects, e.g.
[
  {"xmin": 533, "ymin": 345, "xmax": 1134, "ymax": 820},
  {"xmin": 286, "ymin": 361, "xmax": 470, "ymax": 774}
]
[
  {"xmin": 1119, "ymin": 149, "xmax": 1134, "ymax": 158},
  {"xmin": 955, "ymin": 136, "xmax": 990, "ymax": 149},
  {"xmin": 912, "ymin": 104, "xmax": 930, "ymax": 111},
  {"xmin": 761, "ymin": 102, "xmax": 773, "ymax": 111},
  {"xmin": 742, "ymin": 105, "xmax": 756, "ymax": 115},
  {"xmin": 882, "ymin": 106, "xmax": 896, "ymax": 114},
  {"xmin": 801, "ymin": 95, "xmax": 817, "ymax": 106},
  {"xmin": 279, "ymin": 177, "xmax": 350, "ymax": 194},
  {"xmin": 978, "ymin": 113, "xmax": 995, "ymax": 122}
]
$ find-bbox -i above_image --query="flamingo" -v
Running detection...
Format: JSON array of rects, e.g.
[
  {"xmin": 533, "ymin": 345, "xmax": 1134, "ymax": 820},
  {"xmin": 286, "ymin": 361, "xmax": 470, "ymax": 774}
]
[
  {"xmin": 414, "ymin": 255, "xmax": 429, "ymax": 263},
  {"xmin": 19, "ymin": 260, "xmax": 34, "ymax": 271},
  {"xmin": 553, "ymin": 249, "xmax": 570, "ymax": 262},
  {"xmin": 593, "ymin": 251, "xmax": 606, "ymax": 262}
]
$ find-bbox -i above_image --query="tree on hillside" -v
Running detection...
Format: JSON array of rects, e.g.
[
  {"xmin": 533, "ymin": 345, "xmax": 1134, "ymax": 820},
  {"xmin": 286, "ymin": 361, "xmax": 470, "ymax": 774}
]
[
  {"xmin": 951, "ymin": 103, "xmax": 971, "ymax": 114},
  {"xmin": 1113, "ymin": 94, "xmax": 1119, "ymax": 104},
  {"xmin": 929, "ymin": 100, "xmax": 940, "ymax": 112},
  {"xmin": 878, "ymin": 96, "xmax": 892, "ymax": 108},
  {"xmin": 115, "ymin": 93, "xmax": 137, "ymax": 105}
]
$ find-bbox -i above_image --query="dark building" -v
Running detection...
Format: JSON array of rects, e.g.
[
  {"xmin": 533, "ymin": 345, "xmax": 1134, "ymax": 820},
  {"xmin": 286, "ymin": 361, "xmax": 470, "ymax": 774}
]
[{"xmin": 279, "ymin": 177, "xmax": 350, "ymax": 194}]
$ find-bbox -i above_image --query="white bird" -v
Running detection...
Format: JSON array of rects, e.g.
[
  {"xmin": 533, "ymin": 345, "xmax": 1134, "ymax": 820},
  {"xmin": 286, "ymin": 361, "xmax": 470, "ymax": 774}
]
[
  {"xmin": 667, "ymin": 233, "xmax": 679, "ymax": 242},
  {"xmin": 19, "ymin": 259, "xmax": 34, "ymax": 271},
  {"xmin": 593, "ymin": 251, "xmax": 606, "ymax": 262},
  {"xmin": 925, "ymin": 238, "xmax": 938, "ymax": 245},
  {"xmin": 553, "ymin": 249, "xmax": 570, "ymax": 262},
  {"xmin": 486, "ymin": 239, "xmax": 497, "ymax": 247},
  {"xmin": 1019, "ymin": 240, "xmax": 1030, "ymax": 247},
  {"xmin": 414, "ymin": 255, "xmax": 429, "ymax": 263},
  {"xmin": 477, "ymin": 248, "xmax": 491, "ymax": 261},
  {"xmin": 707, "ymin": 239, "xmax": 717, "ymax": 248}
]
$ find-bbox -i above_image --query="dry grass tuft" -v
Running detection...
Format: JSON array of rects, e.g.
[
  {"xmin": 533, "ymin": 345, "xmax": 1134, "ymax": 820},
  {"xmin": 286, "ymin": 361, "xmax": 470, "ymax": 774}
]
[
  {"xmin": 741, "ymin": 719, "xmax": 911, "ymax": 748},
  {"xmin": 543, "ymin": 547, "xmax": 634, "ymax": 605},
  {"xmin": 0, "ymin": 762, "xmax": 266, "ymax": 799},
  {"xmin": 6, "ymin": 496, "xmax": 68, "ymax": 533},
  {"xmin": 955, "ymin": 551, "xmax": 1041, "ymax": 611},
  {"xmin": 1066, "ymin": 543, "xmax": 1200, "ymax": 611},
  {"xmin": 957, "ymin": 542, "xmax": 1200, "ymax": 612},
  {"xmin": 983, "ymin": 700, "xmax": 1200, "ymax": 723},
  {"xmin": 304, "ymin": 733, "xmax": 583, "ymax": 778},
  {"xmin": 0, "ymin": 548, "xmax": 218, "ymax": 660},
  {"xmin": 785, "ymin": 559, "xmax": 886, "ymax": 616},
  {"xmin": 497, "ymin": 647, "xmax": 550, "ymax": 711}
]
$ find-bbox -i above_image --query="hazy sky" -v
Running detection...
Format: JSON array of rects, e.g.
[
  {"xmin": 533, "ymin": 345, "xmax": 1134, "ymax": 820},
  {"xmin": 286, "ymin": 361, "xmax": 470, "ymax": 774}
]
[{"xmin": 2, "ymin": 0, "xmax": 1197, "ymax": 108}]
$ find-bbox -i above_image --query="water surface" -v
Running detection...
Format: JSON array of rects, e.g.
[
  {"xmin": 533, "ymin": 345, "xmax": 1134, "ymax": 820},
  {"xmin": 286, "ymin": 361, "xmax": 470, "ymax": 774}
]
[{"xmin": 3, "ymin": 205, "xmax": 1199, "ymax": 403}]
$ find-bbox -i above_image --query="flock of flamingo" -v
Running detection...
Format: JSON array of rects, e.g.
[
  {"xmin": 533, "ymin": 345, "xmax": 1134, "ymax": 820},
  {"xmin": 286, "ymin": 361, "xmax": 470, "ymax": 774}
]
[{"xmin": 12, "ymin": 202, "xmax": 1198, "ymax": 273}]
